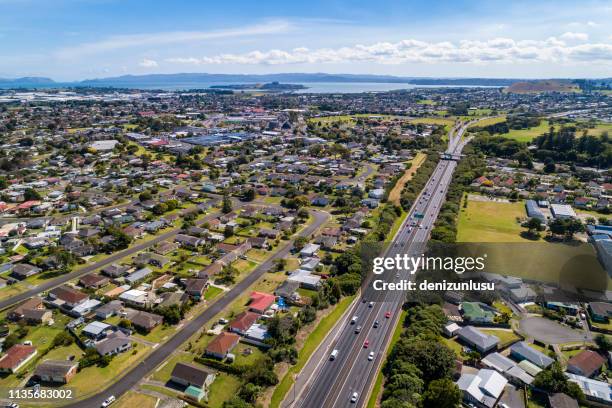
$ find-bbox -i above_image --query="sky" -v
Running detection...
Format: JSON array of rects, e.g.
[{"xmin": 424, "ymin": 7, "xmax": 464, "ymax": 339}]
[{"xmin": 1, "ymin": 0, "xmax": 611, "ymax": 81}]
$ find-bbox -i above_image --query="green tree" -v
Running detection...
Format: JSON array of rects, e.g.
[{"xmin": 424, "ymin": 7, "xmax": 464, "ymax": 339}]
[
  {"xmin": 222, "ymin": 194, "xmax": 233, "ymax": 213},
  {"xmin": 422, "ymin": 378, "xmax": 462, "ymax": 408}
]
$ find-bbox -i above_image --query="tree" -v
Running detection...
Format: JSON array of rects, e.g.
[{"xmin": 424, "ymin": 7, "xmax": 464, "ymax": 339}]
[
  {"xmin": 293, "ymin": 236, "xmax": 308, "ymax": 251},
  {"xmin": 24, "ymin": 188, "xmax": 42, "ymax": 201},
  {"xmin": 525, "ymin": 217, "xmax": 543, "ymax": 234},
  {"xmin": 139, "ymin": 190, "xmax": 152, "ymax": 202},
  {"xmin": 534, "ymin": 362, "xmax": 585, "ymax": 404},
  {"xmin": 422, "ymin": 378, "xmax": 461, "ymax": 408},
  {"xmin": 595, "ymin": 334, "xmax": 612, "ymax": 352},
  {"xmin": 222, "ymin": 194, "xmax": 233, "ymax": 214},
  {"xmin": 243, "ymin": 188, "xmax": 256, "ymax": 202}
]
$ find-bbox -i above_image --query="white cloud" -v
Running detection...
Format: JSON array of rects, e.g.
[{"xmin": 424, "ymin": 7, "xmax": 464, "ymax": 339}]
[
  {"xmin": 560, "ymin": 32, "xmax": 589, "ymax": 41},
  {"xmin": 164, "ymin": 36, "xmax": 612, "ymax": 66},
  {"xmin": 55, "ymin": 20, "xmax": 291, "ymax": 59},
  {"xmin": 138, "ymin": 58, "xmax": 158, "ymax": 68}
]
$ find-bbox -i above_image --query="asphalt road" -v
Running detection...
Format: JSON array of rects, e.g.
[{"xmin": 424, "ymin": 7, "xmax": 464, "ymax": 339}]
[
  {"xmin": 63, "ymin": 209, "xmax": 329, "ymax": 408},
  {"xmin": 288, "ymin": 123, "xmax": 471, "ymax": 408}
]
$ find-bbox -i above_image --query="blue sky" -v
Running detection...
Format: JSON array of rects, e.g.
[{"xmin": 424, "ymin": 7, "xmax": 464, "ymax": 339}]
[{"xmin": 1, "ymin": 0, "xmax": 611, "ymax": 80}]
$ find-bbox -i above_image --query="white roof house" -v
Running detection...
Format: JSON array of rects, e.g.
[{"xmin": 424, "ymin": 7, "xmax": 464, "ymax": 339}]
[
  {"xmin": 287, "ymin": 269, "xmax": 321, "ymax": 290},
  {"xmin": 119, "ymin": 289, "xmax": 148, "ymax": 306},
  {"xmin": 299, "ymin": 244, "xmax": 320, "ymax": 258},
  {"xmin": 457, "ymin": 369, "xmax": 508, "ymax": 408},
  {"xmin": 551, "ymin": 204, "xmax": 576, "ymax": 219},
  {"xmin": 567, "ymin": 373, "xmax": 612, "ymax": 404}
]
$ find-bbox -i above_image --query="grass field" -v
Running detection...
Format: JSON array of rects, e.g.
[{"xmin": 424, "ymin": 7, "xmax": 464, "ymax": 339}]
[
  {"xmin": 115, "ymin": 391, "xmax": 158, "ymax": 408},
  {"xmin": 457, "ymin": 198, "xmax": 528, "ymax": 242},
  {"xmin": 469, "ymin": 115, "xmax": 506, "ymax": 128},
  {"xmin": 502, "ymin": 120, "xmax": 559, "ymax": 142},
  {"xmin": 408, "ymin": 117, "xmax": 456, "ymax": 131},
  {"xmin": 387, "ymin": 152, "xmax": 426, "ymax": 205},
  {"xmin": 457, "ymin": 196, "xmax": 610, "ymax": 288},
  {"xmin": 480, "ymin": 329, "xmax": 521, "ymax": 346},
  {"xmin": 208, "ymin": 373, "xmax": 243, "ymax": 408}
]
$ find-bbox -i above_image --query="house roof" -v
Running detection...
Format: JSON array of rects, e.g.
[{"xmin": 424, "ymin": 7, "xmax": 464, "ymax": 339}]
[
  {"xmin": 548, "ymin": 393, "xmax": 579, "ymax": 408},
  {"xmin": 79, "ymin": 274, "xmax": 108, "ymax": 287},
  {"xmin": 567, "ymin": 350, "xmax": 606, "ymax": 377},
  {"xmin": 206, "ymin": 332, "xmax": 239, "ymax": 355},
  {"xmin": 249, "ymin": 291, "xmax": 275, "ymax": 312},
  {"xmin": 95, "ymin": 331, "xmax": 131, "ymax": 355},
  {"xmin": 0, "ymin": 345, "xmax": 36, "ymax": 370},
  {"xmin": 229, "ymin": 311, "xmax": 259, "ymax": 332},
  {"xmin": 510, "ymin": 341, "xmax": 554, "ymax": 368},
  {"xmin": 34, "ymin": 360, "xmax": 76, "ymax": 378},
  {"xmin": 171, "ymin": 362, "xmax": 214, "ymax": 388},
  {"xmin": 130, "ymin": 311, "xmax": 163, "ymax": 329},
  {"xmin": 457, "ymin": 326, "xmax": 499, "ymax": 350},
  {"xmin": 49, "ymin": 285, "xmax": 88, "ymax": 304}
]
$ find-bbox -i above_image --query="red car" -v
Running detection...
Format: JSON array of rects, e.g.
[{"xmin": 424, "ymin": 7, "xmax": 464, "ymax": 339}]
[
  {"xmin": 363, "ymin": 340, "xmax": 369, "ymax": 348},
  {"xmin": 385, "ymin": 311, "xmax": 391, "ymax": 318}
]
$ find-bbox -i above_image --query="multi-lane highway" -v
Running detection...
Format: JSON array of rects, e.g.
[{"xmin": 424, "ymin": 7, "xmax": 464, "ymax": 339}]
[{"xmin": 286, "ymin": 122, "xmax": 471, "ymax": 408}]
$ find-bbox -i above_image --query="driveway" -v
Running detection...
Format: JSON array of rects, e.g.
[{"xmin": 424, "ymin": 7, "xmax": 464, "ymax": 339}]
[{"xmin": 519, "ymin": 316, "xmax": 588, "ymax": 344}]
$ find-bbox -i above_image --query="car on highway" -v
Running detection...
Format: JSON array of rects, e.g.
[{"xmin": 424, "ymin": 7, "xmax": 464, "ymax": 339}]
[
  {"xmin": 368, "ymin": 351, "xmax": 375, "ymax": 361},
  {"xmin": 373, "ymin": 320, "xmax": 380, "ymax": 328},
  {"xmin": 350, "ymin": 392, "xmax": 359, "ymax": 403},
  {"xmin": 385, "ymin": 311, "xmax": 391, "ymax": 318},
  {"xmin": 350, "ymin": 316, "xmax": 358, "ymax": 324},
  {"xmin": 368, "ymin": 301, "xmax": 374, "ymax": 308},
  {"xmin": 101, "ymin": 396, "xmax": 116, "ymax": 407},
  {"xmin": 330, "ymin": 349, "xmax": 338, "ymax": 360},
  {"xmin": 355, "ymin": 325, "xmax": 361, "ymax": 334},
  {"xmin": 363, "ymin": 340, "xmax": 369, "ymax": 348}
]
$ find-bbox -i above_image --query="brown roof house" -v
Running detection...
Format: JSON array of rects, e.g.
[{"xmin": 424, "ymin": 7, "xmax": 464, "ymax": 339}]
[
  {"xmin": 130, "ymin": 311, "xmax": 163, "ymax": 332},
  {"xmin": 47, "ymin": 285, "xmax": 89, "ymax": 308},
  {"xmin": 205, "ymin": 332, "xmax": 240, "ymax": 360},
  {"xmin": 8, "ymin": 297, "xmax": 44, "ymax": 321},
  {"xmin": 0, "ymin": 345, "xmax": 37, "ymax": 373},
  {"xmin": 567, "ymin": 350, "xmax": 606, "ymax": 378},
  {"xmin": 228, "ymin": 311, "xmax": 259, "ymax": 335},
  {"xmin": 34, "ymin": 360, "xmax": 78, "ymax": 383},
  {"xmin": 79, "ymin": 273, "xmax": 109, "ymax": 289}
]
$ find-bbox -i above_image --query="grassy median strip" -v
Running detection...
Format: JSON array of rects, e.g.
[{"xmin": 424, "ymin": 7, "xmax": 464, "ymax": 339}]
[
  {"xmin": 366, "ymin": 310, "xmax": 407, "ymax": 408},
  {"xmin": 270, "ymin": 295, "xmax": 356, "ymax": 408}
]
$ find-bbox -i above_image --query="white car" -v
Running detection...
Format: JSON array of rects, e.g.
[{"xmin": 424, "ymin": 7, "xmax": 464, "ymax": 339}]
[
  {"xmin": 350, "ymin": 392, "xmax": 359, "ymax": 403},
  {"xmin": 368, "ymin": 351, "xmax": 375, "ymax": 361},
  {"xmin": 101, "ymin": 396, "xmax": 116, "ymax": 407}
]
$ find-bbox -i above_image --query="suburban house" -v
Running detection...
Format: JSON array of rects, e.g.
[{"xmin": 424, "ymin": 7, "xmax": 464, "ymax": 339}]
[
  {"xmin": 174, "ymin": 234, "xmax": 205, "ymax": 248},
  {"xmin": 79, "ymin": 273, "xmax": 109, "ymax": 289},
  {"xmin": 170, "ymin": 362, "xmax": 216, "ymax": 400},
  {"xmin": 0, "ymin": 345, "xmax": 37, "ymax": 373},
  {"xmin": 95, "ymin": 331, "xmax": 132, "ymax": 356},
  {"xmin": 47, "ymin": 285, "xmax": 89, "ymax": 309},
  {"xmin": 457, "ymin": 369, "xmax": 508, "ymax": 408},
  {"xmin": 248, "ymin": 291, "xmax": 276, "ymax": 314},
  {"xmin": 185, "ymin": 278, "xmax": 208, "ymax": 299},
  {"xmin": 119, "ymin": 289, "xmax": 150, "ymax": 307},
  {"xmin": 205, "ymin": 332, "xmax": 240, "ymax": 360},
  {"xmin": 566, "ymin": 350, "xmax": 606, "ymax": 378},
  {"xmin": 510, "ymin": 341, "xmax": 554, "ymax": 369},
  {"xmin": 8, "ymin": 297, "xmax": 45, "ymax": 321},
  {"xmin": 457, "ymin": 326, "xmax": 499, "ymax": 354},
  {"xmin": 10, "ymin": 263, "xmax": 42, "ymax": 280},
  {"xmin": 95, "ymin": 300, "xmax": 123, "ymax": 319},
  {"xmin": 82, "ymin": 321, "xmax": 112, "ymax": 340},
  {"xmin": 129, "ymin": 310, "xmax": 163, "ymax": 332},
  {"xmin": 33, "ymin": 360, "xmax": 78, "ymax": 383},
  {"xmin": 588, "ymin": 302, "xmax": 612, "ymax": 323},
  {"xmin": 228, "ymin": 311, "xmax": 260, "ymax": 335},
  {"xmin": 101, "ymin": 263, "xmax": 129, "ymax": 278}
]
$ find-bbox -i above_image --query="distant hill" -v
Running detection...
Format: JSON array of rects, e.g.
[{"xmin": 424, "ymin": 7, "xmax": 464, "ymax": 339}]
[
  {"xmin": 0, "ymin": 77, "xmax": 55, "ymax": 86},
  {"xmin": 505, "ymin": 80, "xmax": 581, "ymax": 93}
]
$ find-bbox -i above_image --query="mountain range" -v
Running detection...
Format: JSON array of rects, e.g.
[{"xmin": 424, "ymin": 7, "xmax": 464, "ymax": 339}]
[{"xmin": 0, "ymin": 73, "xmax": 610, "ymax": 89}]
